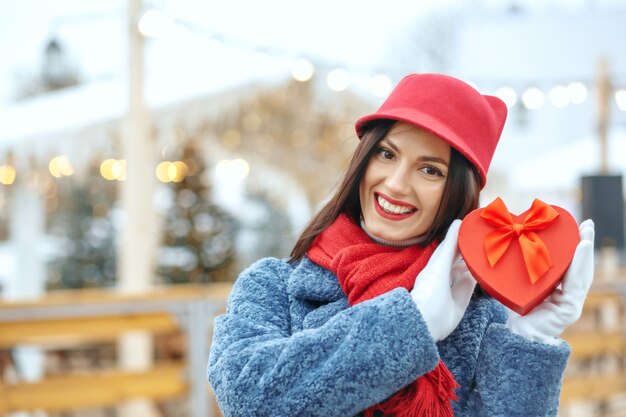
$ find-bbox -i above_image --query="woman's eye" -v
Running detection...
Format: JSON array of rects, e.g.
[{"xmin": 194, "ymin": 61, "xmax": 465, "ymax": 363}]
[
  {"xmin": 376, "ymin": 147, "xmax": 395, "ymax": 160},
  {"xmin": 420, "ymin": 166, "xmax": 445, "ymax": 177}
]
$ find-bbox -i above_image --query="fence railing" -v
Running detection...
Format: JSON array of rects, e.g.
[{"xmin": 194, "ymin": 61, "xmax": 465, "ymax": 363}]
[{"xmin": 0, "ymin": 283, "xmax": 232, "ymax": 416}]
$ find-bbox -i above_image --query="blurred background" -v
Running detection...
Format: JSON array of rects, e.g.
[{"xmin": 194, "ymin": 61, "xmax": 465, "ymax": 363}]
[{"xmin": 0, "ymin": 0, "xmax": 625, "ymax": 416}]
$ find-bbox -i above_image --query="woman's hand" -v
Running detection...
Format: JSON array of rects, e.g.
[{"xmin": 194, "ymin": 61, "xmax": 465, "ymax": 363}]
[
  {"xmin": 411, "ymin": 220, "xmax": 477, "ymax": 341},
  {"xmin": 506, "ymin": 220, "xmax": 595, "ymax": 344}
]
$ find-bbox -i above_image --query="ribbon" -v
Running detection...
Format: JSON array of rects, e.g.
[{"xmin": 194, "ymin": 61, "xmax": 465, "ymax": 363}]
[{"xmin": 480, "ymin": 197, "xmax": 559, "ymax": 284}]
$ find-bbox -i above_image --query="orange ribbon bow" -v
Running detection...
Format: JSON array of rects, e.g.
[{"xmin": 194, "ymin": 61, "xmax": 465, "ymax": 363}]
[{"xmin": 480, "ymin": 198, "xmax": 560, "ymax": 284}]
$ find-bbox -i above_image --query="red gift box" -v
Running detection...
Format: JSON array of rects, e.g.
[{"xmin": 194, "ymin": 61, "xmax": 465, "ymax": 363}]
[{"xmin": 458, "ymin": 197, "xmax": 579, "ymax": 315}]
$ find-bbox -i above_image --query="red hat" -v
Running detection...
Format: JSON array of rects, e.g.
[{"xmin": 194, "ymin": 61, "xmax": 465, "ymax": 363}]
[{"xmin": 355, "ymin": 73, "xmax": 507, "ymax": 189}]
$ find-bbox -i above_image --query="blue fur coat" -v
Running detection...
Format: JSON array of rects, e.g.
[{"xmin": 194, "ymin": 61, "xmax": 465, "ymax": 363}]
[{"xmin": 208, "ymin": 257, "xmax": 570, "ymax": 417}]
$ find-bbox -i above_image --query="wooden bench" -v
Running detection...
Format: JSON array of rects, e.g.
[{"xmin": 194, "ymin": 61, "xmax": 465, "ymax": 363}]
[
  {"xmin": 0, "ymin": 283, "xmax": 231, "ymax": 416},
  {"xmin": 0, "ymin": 362, "xmax": 187, "ymax": 413}
]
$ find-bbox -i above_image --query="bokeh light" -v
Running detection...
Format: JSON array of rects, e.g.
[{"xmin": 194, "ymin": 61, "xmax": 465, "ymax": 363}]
[
  {"xmin": 49, "ymin": 155, "xmax": 74, "ymax": 178},
  {"xmin": 291, "ymin": 58, "xmax": 314, "ymax": 82},
  {"xmin": 0, "ymin": 165, "xmax": 16, "ymax": 185},
  {"xmin": 549, "ymin": 85, "xmax": 570, "ymax": 108},
  {"xmin": 495, "ymin": 86, "xmax": 517, "ymax": 108},
  {"xmin": 522, "ymin": 87, "xmax": 545, "ymax": 110},
  {"xmin": 215, "ymin": 158, "xmax": 250, "ymax": 181},
  {"xmin": 326, "ymin": 68, "xmax": 350, "ymax": 92}
]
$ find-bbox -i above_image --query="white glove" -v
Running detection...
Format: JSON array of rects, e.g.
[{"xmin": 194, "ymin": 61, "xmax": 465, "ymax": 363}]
[
  {"xmin": 506, "ymin": 220, "xmax": 595, "ymax": 345},
  {"xmin": 411, "ymin": 220, "xmax": 477, "ymax": 341}
]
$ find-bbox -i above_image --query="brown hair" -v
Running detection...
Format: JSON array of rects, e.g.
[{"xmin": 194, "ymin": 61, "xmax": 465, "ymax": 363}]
[{"xmin": 289, "ymin": 119, "xmax": 482, "ymax": 263}]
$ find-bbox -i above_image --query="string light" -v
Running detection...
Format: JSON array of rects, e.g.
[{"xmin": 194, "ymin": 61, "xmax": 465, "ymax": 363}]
[
  {"xmin": 495, "ymin": 86, "xmax": 517, "ymax": 108},
  {"xmin": 326, "ymin": 68, "xmax": 350, "ymax": 92},
  {"xmin": 291, "ymin": 58, "xmax": 314, "ymax": 82},
  {"xmin": 134, "ymin": 8, "xmax": 625, "ymax": 105},
  {"xmin": 100, "ymin": 158, "xmax": 126, "ymax": 181},
  {"xmin": 156, "ymin": 160, "xmax": 189, "ymax": 183},
  {"xmin": 172, "ymin": 161, "xmax": 188, "ymax": 182},
  {"xmin": 215, "ymin": 158, "xmax": 249, "ymax": 181},
  {"xmin": 522, "ymin": 87, "xmax": 545, "ymax": 110},
  {"xmin": 567, "ymin": 82, "xmax": 588, "ymax": 104},
  {"xmin": 155, "ymin": 161, "xmax": 171, "ymax": 182},
  {"xmin": 49, "ymin": 155, "xmax": 74, "ymax": 178},
  {"xmin": 113, "ymin": 160, "xmax": 127, "ymax": 180},
  {"xmin": 0, "ymin": 165, "xmax": 16, "ymax": 185},
  {"xmin": 549, "ymin": 85, "xmax": 570, "ymax": 108}
]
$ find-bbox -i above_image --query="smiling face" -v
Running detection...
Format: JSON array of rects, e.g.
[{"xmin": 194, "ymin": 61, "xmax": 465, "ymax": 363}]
[{"xmin": 359, "ymin": 122, "xmax": 451, "ymax": 242}]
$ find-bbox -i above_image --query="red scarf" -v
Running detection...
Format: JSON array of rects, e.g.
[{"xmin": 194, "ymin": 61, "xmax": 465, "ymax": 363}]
[{"xmin": 307, "ymin": 214, "xmax": 459, "ymax": 417}]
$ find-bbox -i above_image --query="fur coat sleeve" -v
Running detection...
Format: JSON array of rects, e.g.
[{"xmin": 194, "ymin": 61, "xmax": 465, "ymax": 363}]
[{"xmin": 207, "ymin": 257, "xmax": 570, "ymax": 417}]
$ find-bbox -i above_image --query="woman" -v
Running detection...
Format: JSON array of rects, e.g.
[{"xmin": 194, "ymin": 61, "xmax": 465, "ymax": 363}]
[{"xmin": 208, "ymin": 73, "xmax": 594, "ymax": 417}]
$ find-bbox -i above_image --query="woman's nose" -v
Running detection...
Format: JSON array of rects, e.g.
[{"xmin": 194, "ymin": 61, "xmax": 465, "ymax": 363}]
[{"xmin": 385, "ymin": 166, "xmax": 411, "ymax": 195}]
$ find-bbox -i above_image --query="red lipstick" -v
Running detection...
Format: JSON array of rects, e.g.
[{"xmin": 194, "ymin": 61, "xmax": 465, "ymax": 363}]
[{"xmin": 373, "ymin": 193, "xmax": 417, "ymax": 221}]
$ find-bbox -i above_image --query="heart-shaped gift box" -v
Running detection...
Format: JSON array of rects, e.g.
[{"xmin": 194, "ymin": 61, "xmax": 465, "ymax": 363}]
[{"xmin": 458, "ymin": 197, "xmax": 579, "ymax": 315}]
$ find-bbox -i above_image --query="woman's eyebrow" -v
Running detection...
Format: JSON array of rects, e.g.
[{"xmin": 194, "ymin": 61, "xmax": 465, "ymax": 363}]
[
  {"xmin": 381, "ymin": 138, "xmax": 400, "ymax": 153},
  {"xmin": 419, "ymin": 156, "xmax": 449, "ymax": 167}
]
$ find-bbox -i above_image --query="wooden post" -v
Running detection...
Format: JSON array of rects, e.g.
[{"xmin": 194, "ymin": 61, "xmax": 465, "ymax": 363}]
[
  {"xmin": 120, "ymin": 0, "xmax": 157, "ymax": 293},
  {"xmin": 117, "ymin": 1, "xmax": 158, "ymax": 416}
]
